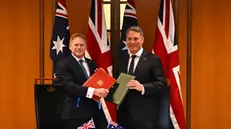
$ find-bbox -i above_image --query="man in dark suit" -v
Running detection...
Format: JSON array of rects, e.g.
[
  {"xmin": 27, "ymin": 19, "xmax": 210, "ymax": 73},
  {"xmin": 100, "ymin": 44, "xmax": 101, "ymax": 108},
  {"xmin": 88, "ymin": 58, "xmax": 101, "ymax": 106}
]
[
  {"xmin": 117, "ymin": 26, "xmax": 167, "ymax": 129},
  {"xmin": 56, "ymin": 33, "xmax": 108, "ymax": 129}
]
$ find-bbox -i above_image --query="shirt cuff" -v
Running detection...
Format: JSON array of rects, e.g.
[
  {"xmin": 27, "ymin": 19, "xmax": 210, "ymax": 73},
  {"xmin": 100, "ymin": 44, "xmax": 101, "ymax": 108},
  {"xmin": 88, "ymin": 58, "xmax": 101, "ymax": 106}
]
[
  {"xmin": 86, "ymin": 87, "xmax": 95, "ymax": 98},
  {"xmin": 141, "ymin": 84, "xmax": 145, "ymax": 95}
]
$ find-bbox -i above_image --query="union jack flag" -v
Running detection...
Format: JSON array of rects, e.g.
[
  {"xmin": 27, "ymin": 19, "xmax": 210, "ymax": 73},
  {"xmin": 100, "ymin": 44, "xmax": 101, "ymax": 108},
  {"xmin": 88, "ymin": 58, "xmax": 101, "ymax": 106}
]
[
  {"xmin": 50, "ymin": 0, "xmax": 71, "ymax": 74},
  {"xmin": 152, "ymin": 0, "xmax": 186, "ymax": 128},
  {"xmin": 107, "ymin": 121, "xmax": 124, "ymax": 129},
  {"xmin": 77, "ymin": 119, "xmax": 95, "ymax": 129},
  {"xmin": 119, "ymin": 0, "xmax": 138, "ymax": 57},
  {"xmin": 86, "ymin": 0, "xmax": 117, "ymax": 121}
]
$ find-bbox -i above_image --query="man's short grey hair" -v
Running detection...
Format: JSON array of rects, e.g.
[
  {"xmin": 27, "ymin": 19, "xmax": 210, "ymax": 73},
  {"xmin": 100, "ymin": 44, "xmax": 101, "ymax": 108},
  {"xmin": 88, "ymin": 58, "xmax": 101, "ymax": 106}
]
[
  {"xmin": 69, "ymin": 33, "xmax": 86, "ymax": 45},
  {"xmin": 126, "ymin": 26, "xmax": 144, "ymax": 36}
]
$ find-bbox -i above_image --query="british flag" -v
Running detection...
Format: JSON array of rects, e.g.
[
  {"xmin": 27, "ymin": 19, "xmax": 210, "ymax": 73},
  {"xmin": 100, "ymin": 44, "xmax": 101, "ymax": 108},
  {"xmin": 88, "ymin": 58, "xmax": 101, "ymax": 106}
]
[
  {"xmin": 119, "ymin": 0, "xmax": 138, "ymax": 57},
  {"xmin": 50, "ymin": 0, "xmax": 71, "ymax": 74},
  {"xmin": 77, "ymin": 119, "xmax": 95, "ymax": 129},
  {"xmin": 86, "ymin": 0, "xmax": 117, "ymax": 121},
  {"xmin": 152, "ymin": 0, "xmax": 186, "ymax": 128}
]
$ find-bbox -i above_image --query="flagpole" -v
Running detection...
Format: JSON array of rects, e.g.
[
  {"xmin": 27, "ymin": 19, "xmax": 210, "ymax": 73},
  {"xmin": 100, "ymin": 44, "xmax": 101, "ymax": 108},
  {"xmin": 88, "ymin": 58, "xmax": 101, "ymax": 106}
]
[
  {"xmin": 39, "ymin": 0, "xmax": 45, "ymax": 83},
  {"xmin": 186, "ymin": 0, "xmax": 192, "ymax": 128},
  {"xmin": 111, "ymin": 0, "xmax": 120, "ymax": 76},
  {"xmin": 51, "ymin": 0, "xmax": 55, "ymax": 78}
]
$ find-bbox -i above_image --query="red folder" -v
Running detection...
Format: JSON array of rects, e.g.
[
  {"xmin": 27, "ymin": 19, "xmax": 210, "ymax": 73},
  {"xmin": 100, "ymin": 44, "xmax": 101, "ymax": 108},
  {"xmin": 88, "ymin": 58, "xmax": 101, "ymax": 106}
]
[{"xmin": 83, "ymin": 68, "xmax": 116, "ymax": 101}]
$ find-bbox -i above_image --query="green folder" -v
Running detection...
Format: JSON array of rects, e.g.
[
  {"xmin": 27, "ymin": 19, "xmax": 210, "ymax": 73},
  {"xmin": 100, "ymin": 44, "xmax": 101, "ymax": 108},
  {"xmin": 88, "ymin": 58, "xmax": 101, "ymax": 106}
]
[{"xmin": 106, "ymin": 73, "xmax": 135, "ymax": 105}]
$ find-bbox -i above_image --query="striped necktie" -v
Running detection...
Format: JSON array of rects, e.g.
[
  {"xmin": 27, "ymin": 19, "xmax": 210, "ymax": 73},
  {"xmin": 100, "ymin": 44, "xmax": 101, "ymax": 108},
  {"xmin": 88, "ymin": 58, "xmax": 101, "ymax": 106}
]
[{"xmin": 79, "ymin": 60, "xmax": 89, "ymax": 78}]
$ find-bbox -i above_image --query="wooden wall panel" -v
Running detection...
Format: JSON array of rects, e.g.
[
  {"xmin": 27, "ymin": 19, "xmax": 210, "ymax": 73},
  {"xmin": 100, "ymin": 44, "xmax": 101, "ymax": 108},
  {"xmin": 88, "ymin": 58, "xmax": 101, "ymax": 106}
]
[
  {"xmin": 178, "ymin": 0, "xmax": 188, "ymax": 116},
  {"xmin": 191, "ymin": 0, "xmax": 231, "ymax": 128},
  {"xmin": 67, "ymin": 0, "xmax": 91, "ymax": 35},
  {"xmin": 135, "ymin": 0, "xmax": 160, "ymax": 52},
  {"xmin": 0, "ymin": 0, "xmax": 39, "ymax": 129},
  {"xmin": 44, "ymin": 0, "xmax": 54, "ymax": 79}
]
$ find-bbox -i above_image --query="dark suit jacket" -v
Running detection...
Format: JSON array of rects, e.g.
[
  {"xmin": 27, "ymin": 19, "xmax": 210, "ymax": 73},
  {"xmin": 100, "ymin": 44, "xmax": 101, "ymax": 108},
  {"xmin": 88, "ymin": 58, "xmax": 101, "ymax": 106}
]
[
  {"xmin": 117, "ymin": 50, "xmax": 167, "ymax": 123},
  {"xmin": 56, "ymin": 55, "xmax": 101, "ymax": 120}
]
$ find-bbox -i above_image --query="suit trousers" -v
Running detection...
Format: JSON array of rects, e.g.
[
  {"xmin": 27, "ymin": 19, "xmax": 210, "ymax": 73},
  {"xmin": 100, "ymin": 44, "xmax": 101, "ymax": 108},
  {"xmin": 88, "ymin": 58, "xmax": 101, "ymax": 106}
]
[
  {"xmin": 61, "ymin": 112, "xmax": 108, "ymax": 129},
  {"xmin": 125, "ymin": 118, "xmax": 156, "ymax": 129},
  {"xmin": 126, "ymin": 122, "xmax": 156, "ymax": 129},
  {"xmin": 62, "ymin": 118, "xmax": 89, "ymax": 129},
  {"xmin": 119, "ymin": 109, "xmax": 156, "ymax": 129}
]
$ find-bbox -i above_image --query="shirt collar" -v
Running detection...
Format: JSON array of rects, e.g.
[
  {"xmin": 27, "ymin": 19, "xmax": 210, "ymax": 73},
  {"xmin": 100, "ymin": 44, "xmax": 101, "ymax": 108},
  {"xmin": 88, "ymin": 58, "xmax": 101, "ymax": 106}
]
[
  {"xmin": 129, "ymin": 48, "xmax": 143, "ymax": 58},
  {"xmin": 71, "ymin": 53, "xmax": 86, "ymax": 62}
]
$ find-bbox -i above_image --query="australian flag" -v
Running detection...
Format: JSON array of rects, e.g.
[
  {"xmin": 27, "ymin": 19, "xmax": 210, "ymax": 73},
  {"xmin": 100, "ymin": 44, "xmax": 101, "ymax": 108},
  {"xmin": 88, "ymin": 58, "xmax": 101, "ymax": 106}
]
[
  {"xmin": 119, "ymin": 0, "xmax": 138, "ymax": 57},
  {"xmin": 107, "ymin": 121, "xmax": 124, "ymax": 129},
  {"xmin": 50, "ymin": 0, "xmax": 71, "ymax": 75}
]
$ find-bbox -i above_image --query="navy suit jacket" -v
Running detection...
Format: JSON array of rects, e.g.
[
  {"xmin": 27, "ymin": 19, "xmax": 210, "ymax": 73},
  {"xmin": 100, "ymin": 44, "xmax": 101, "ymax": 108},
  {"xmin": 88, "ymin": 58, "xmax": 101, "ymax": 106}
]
[
  {"xmin": 117, "ymin": 51, "xmax": 167, "ymax": 123},
  {"xmin": 56, "ymin": 55, "xmax": 101, "ymax": 120}
]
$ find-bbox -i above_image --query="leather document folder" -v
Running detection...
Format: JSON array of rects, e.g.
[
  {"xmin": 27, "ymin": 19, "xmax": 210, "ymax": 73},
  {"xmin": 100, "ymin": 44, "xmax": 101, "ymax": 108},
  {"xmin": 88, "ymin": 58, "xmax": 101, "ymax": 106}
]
[
  {"xmin": 106, "ymin": 73, "xmax": 135, "ymax": 105},
  {"xmin": 83, "ymin": 68, "xmax": 116, "ymax": 101}
]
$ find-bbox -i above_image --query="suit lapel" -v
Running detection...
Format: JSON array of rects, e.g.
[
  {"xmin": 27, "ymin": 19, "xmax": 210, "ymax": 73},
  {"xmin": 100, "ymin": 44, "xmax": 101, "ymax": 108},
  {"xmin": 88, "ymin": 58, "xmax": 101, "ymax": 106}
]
[
  {"xmin": 85, "ymin": 58, "xmax": 95, "ymax": 76},
  {"xmin": 122, "ymin": 54, "xmax": 130, "ymax": 73},
  {"xmin": 69, "ymin": 55, "xmax": 88, "ymax": 80},
  {"xmin": 70, "ymin": 55, "xmax": 82, "ymax": 72},
  {"xmin": 134, "ymin": 51, "xmax": 149, "ymax": 75}
]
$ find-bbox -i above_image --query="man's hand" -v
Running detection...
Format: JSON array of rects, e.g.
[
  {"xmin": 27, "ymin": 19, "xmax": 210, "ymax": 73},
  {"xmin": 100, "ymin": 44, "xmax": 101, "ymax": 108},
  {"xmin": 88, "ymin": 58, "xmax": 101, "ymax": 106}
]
[
  {"xmin": 127, "ymin": 80, "xmax": 143, "ymax": 92},
  {"xmin": 93, "ymin": 88, "xmax": 109, "ymax": 98}
]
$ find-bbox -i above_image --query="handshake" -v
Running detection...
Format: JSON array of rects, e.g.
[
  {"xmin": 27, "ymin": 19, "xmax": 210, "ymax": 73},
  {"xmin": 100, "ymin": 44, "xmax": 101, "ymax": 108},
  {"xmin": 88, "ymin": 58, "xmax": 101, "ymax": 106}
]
[
  {"xmin": 83, "ymin": 68, "xmax": 116, "ymax": 101},
  {"xmin": 93, "ymin": 88, "xmax": 109, "ymax": 98},
  {"xmin": 93, "ymin": 79, "xmax": 144, "ymax": 98}
]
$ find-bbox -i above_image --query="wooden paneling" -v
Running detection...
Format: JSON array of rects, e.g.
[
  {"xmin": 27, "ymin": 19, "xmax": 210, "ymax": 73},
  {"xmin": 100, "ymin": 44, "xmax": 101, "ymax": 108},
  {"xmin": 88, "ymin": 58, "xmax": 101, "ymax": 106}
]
[
  {"xmin": 178, "ymin": 0, "xmax": 188, "ymax": 116},
  {"xmin": 191, "ymin": 0, "xmax": 231, "ymax": 128},
  {"xmin": 44, "ymin": 0, "xmax": 53, "ymax": 78},
  {"xmin": 135, "ymin": 0, "xmax": 160, "ymax": 52},
  {"xmin": 67, "ymin": 0, "xmax": 91, "ymax": 35},
  {"xmin": 0, "ymin": 0, "xmax": 40, "ymax": 129}
]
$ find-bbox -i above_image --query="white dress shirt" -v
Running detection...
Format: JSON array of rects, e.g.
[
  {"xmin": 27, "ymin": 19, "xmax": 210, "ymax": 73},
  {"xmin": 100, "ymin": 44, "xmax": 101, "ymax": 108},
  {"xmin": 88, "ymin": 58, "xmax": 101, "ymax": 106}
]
[
  {"xmin": 127, "ymin": 48, "xmax": 145, "ymax": 95},
  {"xmin": 72, "ymin": 54, "xmax": 95, "ymax": 98}
]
